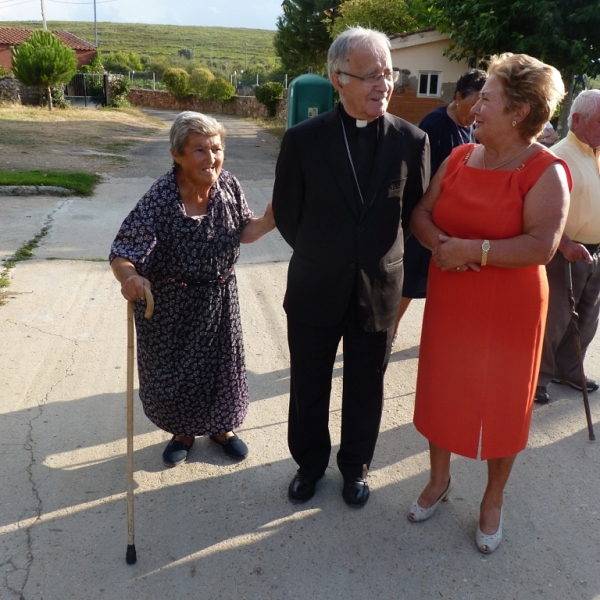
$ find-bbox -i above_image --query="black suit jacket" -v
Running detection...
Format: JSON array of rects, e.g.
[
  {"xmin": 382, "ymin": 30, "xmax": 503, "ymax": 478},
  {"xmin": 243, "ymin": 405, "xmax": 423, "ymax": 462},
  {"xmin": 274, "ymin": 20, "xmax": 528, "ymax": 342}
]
[{"xmin": 273, "ymin": 103, "xmax": 430, "ymax": 332}]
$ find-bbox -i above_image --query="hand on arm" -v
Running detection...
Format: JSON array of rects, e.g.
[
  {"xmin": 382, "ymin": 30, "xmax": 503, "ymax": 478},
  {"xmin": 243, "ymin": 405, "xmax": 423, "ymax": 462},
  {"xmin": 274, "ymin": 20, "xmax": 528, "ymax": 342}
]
[
  {"xmin": 111, "ymin": 256, "xmax": 151, "ymax": 301},
  {"xmin": 240, "ymin": 202, "xmax": 276, "ymax": 244},
  {"xmin": 432, "ymin": 235, "xmax": 481, "ymax": 272},
  {"xmin": 559, "ymin": 234, "xmax": 593, "ymax": 263}
]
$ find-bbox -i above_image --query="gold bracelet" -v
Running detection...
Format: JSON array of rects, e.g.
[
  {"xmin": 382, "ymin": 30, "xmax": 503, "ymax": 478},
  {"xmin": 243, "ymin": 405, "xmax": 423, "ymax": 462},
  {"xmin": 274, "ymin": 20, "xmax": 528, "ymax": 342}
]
[{"xmin": 481, "ymin": 240, "xmax": 491, "ymax": 266}]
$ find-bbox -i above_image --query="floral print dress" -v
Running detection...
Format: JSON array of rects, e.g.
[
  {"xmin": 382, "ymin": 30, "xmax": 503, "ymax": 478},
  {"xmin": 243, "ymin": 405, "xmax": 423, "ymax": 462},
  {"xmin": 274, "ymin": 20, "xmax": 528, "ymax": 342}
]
[{"xmin": 109, "ymin": 168, "xmax": 253, "ymax": 436}]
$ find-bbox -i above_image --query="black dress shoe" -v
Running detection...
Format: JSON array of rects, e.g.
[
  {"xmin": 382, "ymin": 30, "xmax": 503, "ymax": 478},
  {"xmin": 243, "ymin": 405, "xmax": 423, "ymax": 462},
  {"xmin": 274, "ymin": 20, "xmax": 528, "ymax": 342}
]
[
  {"xmin": 342, "ymin": 478, "xmax": 370, "ymax": 507},
  {"xmin": 288, "ymin": 473, "xmax": 320, "ymax": 502},
  {"xmin": 534, "ymin": 386, "xmax": 550, "ymax": 404}
]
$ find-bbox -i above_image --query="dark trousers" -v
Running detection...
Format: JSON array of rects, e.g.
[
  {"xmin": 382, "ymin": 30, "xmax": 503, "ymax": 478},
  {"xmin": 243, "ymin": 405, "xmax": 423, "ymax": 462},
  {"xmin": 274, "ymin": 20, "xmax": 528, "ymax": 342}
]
[
  {"xmin": 286, "ymin": 313, "xmax": 393, "ymax": 481},
  {"xmin": 538, "ymin": 250, "xmax": 600, "ymax": 387}
]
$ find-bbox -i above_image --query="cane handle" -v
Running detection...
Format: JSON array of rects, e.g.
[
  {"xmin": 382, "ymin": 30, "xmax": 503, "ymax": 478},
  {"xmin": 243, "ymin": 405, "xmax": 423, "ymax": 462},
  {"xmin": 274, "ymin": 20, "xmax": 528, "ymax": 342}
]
[{"xmin": 143, "ymin": 286, "xmax": 154, "ymax": 319}]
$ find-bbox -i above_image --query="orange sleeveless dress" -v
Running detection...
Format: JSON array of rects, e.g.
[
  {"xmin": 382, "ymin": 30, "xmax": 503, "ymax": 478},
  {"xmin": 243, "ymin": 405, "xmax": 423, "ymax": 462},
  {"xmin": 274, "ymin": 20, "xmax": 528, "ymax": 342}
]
[{"xmin": 413, "ymin": 144, "xmax": 571, "ymax": 459}]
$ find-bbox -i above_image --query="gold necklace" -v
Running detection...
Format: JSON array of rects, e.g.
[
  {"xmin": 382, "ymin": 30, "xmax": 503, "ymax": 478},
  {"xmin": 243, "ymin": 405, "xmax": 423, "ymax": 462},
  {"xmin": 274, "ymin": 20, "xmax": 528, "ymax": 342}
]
[{"xmin": 483, "ymin": 144, "xmax": 532, "ymax": 170}]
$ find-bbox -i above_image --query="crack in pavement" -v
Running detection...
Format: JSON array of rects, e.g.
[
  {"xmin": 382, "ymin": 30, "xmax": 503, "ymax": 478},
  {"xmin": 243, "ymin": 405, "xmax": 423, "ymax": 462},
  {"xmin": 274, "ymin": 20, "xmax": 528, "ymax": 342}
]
[
  {"xmin": 11, "ymin": 337, "xmax": 80, "ymax": 599},
  {"xmin": 5, "ymin": 319, "xmax": 90, "ymax": 344}
]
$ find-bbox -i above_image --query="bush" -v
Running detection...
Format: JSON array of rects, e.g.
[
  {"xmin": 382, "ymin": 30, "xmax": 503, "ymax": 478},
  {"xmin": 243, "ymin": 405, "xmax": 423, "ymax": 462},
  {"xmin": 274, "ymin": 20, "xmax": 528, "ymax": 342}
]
[
  {"xmin": 189, "ymin": 67, "xmax": 215, "ymax": 97},
  {"xmin": 80, "ymin": 51, "xmax": 105, "ymax": 74},
  {"xmin": 205, "ymin": 77, "xmax": 235, "ymax": 103},
  {"xmin": 42, "ymin": 86, "xmax": 70, "ymax": 109},
  {"xmin": 162, "ymin": 67, "xmax": 190, "ymax": 100},
  {"xmin": 254, "ymin": 81, "xmax": 284, "ymax": 116},
  {"xmin": 0, "ymin": 65, "xmax": 10, "ymax": 77},
  {"xmin": 109, "ymin": 76, "xmax": 131, "ymax": 107}
]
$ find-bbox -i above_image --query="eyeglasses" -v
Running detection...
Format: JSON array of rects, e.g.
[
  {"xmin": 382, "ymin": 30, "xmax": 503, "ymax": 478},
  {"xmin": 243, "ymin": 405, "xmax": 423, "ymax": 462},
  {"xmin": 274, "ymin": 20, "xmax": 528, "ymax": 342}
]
[{"xmin": 336, "ymin": 68, "xmax": 400, "ymax": 86}]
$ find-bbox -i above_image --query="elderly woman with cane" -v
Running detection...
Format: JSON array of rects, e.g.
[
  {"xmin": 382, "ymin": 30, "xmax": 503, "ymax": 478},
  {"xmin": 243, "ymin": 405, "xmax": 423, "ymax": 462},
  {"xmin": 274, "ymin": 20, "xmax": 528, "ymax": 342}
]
[
  {"xmin": 408, "ymin": 54, "xmax": 571, "ymax": 553},
  {"xmin": 110, "ymin": 111, "xmax": 275, "ymax": 467}
]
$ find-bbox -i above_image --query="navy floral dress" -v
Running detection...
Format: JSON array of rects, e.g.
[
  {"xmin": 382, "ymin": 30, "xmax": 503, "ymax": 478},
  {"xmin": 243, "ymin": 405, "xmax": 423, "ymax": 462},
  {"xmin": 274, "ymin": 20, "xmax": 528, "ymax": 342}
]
[{"xmin": 109, "ymin": 168, "xmax": 253, "ymax": 436}]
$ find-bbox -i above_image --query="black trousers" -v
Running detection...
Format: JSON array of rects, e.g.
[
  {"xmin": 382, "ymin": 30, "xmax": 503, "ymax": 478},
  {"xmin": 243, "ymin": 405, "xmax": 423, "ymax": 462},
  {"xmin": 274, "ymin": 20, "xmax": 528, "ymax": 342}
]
[{"xmin": 286, "ymin": 312, "xmax": 393, "ymax": 481}]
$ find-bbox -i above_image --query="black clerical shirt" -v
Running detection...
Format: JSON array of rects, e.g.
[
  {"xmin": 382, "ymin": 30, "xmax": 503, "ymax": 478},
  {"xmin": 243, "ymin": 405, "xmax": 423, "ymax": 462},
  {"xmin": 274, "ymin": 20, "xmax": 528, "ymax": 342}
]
[{"xmin": 339, "ymin": 103, "xmax": 380, "ymax": 208}]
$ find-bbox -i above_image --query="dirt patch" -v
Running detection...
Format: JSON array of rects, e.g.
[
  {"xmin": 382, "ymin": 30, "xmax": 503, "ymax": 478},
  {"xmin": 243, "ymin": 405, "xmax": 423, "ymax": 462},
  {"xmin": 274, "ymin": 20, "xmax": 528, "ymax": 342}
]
[{"xmin": 0, "ymin": 105, "xmax": 164, "ymax": 174}]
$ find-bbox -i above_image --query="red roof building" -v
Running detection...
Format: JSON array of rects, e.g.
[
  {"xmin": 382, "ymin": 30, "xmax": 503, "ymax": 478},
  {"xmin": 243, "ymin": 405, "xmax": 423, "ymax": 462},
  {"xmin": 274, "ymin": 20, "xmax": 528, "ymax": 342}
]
[{"xmin": 0, "ymin": 27, "xmax": 97, "ymax": 72}]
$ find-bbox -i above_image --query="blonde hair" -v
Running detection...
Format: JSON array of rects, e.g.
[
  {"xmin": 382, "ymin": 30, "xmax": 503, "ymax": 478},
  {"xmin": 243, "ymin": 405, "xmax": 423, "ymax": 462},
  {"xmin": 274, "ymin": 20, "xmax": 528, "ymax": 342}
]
[{"xmin": 488, "ymin": 53, "xmax": 565, "ymax": 140}]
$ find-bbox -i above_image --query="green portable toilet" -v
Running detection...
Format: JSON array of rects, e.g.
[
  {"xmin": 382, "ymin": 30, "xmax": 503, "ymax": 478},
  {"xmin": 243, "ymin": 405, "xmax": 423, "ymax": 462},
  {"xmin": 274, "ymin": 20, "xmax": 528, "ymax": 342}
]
[{"xmin": 287, "ymin": 73, "xmax": 335, "ymax": 129}]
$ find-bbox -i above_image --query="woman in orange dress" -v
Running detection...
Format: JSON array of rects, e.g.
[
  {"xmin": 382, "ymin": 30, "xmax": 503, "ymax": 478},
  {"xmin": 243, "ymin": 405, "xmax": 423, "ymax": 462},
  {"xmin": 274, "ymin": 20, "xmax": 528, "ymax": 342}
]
[{"xmin": 408, "ymin": 54, "xmax": 571, "ymax": 554}]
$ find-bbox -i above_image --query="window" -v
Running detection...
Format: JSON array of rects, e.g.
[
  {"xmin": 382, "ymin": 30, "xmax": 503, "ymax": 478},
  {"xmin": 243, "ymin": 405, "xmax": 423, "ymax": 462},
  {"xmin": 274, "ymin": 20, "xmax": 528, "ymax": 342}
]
[{"xmin": 417, "ymin": 71, "xmax": 441, "ymax": 97}]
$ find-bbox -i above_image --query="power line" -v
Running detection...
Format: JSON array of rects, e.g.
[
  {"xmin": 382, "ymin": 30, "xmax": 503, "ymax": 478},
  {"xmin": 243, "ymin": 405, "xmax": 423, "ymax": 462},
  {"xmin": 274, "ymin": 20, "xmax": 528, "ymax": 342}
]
[
  {"xmin": 0, "ymin": 0, "xmax": 35, "ymax": 8},
  {"xmin": 48, "ymin": 0, "xmax": 117, "ymax": 3}
]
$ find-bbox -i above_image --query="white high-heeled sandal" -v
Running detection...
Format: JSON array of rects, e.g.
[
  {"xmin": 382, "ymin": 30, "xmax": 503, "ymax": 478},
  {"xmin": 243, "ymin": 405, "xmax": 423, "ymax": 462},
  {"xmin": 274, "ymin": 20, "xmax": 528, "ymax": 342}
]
[
  {"xmin": 476, "ymin": 508, "xmax": 503, "ymax": 554},
  {"xmin": 407, "ymin": 476, "xmax": 454, "ymax": 522}
]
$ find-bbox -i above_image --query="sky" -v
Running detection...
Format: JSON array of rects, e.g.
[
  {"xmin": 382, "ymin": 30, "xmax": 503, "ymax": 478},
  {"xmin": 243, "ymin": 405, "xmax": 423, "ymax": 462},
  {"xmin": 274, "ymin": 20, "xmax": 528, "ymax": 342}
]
[{"xmin": 0, "ymin": 0, "xmax": 283, "ymax": 31}]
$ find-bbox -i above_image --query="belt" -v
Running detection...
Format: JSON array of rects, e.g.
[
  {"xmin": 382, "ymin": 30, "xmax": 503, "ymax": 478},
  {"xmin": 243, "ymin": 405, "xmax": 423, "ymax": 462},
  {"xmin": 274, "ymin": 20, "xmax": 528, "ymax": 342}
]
[
  {"xmin": 574, "ymin": 242, "xmax": 600, "ymax": 255},
  {"xmin": 157, "ymin": 269, "xmax": 234, "ymax": 287}
]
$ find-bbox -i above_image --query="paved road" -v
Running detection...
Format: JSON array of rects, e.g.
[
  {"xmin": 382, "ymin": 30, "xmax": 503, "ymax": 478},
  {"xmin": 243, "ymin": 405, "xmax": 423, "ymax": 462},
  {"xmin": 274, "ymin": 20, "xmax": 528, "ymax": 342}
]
[{"xmin": 1, "ymin": 110, "xmax": 599, "ymax": 600}]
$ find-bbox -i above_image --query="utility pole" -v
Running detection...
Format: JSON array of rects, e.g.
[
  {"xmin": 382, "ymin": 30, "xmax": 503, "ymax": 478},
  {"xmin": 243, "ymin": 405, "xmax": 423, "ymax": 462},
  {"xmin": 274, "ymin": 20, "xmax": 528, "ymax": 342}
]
[
  {"xmin": 93, "ymin": 0, "xmax": 98, "ymax": 46},
  {"xmin": 40, "ymin": 0, "xmax": 47, "ymax": 29}
]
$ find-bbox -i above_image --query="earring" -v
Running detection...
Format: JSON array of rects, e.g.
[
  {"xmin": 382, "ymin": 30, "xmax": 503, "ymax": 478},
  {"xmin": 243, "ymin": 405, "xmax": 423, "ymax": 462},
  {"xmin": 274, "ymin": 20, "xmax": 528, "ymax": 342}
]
[{"xmin": 512, "ymin": 120, "xmax": 517, "ymax": 127}]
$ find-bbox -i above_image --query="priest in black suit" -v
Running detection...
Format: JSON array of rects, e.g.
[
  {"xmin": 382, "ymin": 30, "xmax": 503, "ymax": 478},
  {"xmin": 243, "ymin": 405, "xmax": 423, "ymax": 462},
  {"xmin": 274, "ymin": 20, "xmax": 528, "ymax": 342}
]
[{"xmin": 273, "ymin": 26, "xmax": 430, "ymax": 507}]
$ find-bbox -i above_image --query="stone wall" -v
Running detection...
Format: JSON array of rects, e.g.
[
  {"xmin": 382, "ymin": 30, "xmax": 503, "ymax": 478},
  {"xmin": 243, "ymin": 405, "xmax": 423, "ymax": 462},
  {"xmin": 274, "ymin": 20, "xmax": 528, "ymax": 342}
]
[
  {"xmin": 127, "ymin": 88, "xmax": 287, "ymax": 120},
  {"xmin": 0, "ymin": 76, "xmax": 21, "ymax": 104}
]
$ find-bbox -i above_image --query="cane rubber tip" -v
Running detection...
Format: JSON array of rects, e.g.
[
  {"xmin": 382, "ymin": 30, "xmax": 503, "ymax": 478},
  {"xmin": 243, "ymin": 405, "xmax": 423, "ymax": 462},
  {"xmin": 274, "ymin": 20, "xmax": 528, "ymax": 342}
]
[
  {"xmin": 126, "ymin": 544, "xmax": 137, "ymax": 564},
  {"xmin": 589, "ymin": 434, "xmax": 596, "ymax": 442}
]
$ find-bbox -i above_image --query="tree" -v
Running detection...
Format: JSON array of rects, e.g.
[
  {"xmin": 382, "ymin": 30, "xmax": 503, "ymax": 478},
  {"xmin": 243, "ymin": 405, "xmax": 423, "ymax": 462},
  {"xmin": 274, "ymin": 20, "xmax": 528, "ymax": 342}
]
[
  {"xmin": 80, "ymin": 51, "xmax": 105, "ymax": 74},
  {"xmin": 255, "ymin": 81, "xmax": 284, "ymax": 117},
  {"xmin": 162, "ymin": 67, "xmax": 190, "ymax": 100},
  {"xmin": 102, "ymin": 51, "xmax": 143, "ymax": 75},
  {"xmin": 189, "ymin": 67, "xmax": 215, "ymax": 97},
  {"xmin": 420, "ymin": 0, "xmax": 600, "ymax": 134},
  {"xmin": 274, "ymin": 0, "xmax": 343, "ymax": 79},
  {"xmin": 205, "ymin": 78, "xmax": 235, "ymax": 103},
  {"xmin": 329, "ymin": 0, "xmax": 417, "ymax": 38},
  {"xmin": 11, "ymin": 30, "xmax": 78, "ymax": 111}
]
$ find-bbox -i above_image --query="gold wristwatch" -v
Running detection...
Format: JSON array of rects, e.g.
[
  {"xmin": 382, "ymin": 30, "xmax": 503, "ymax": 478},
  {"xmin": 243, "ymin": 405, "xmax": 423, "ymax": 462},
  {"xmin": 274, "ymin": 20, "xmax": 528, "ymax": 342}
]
[{"xmin": 481, "ymin": 240, "xmax": 491, "ymax": 266}]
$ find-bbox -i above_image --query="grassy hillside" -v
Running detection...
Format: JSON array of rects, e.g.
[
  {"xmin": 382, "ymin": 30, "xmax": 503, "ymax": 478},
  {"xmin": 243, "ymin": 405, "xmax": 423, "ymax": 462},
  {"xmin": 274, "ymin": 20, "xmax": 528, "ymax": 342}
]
[{"xmin": 0, "ymin": 21, "xmax": 277, "ymax": 68}]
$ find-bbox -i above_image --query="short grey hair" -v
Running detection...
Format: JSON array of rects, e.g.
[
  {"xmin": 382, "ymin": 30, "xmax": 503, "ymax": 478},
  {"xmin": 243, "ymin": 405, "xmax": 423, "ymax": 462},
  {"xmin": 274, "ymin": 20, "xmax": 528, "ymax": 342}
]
[
  {"xmin": 569, "ymin": 89, "xmax": 600, "ymax": 130},
  {"xmin": 170, "ymin": 111, "xmax": 226, "ymax": 156},
  {"xmin": 328, "ymin": 26, "xmax": 391, "ymax": 82}
]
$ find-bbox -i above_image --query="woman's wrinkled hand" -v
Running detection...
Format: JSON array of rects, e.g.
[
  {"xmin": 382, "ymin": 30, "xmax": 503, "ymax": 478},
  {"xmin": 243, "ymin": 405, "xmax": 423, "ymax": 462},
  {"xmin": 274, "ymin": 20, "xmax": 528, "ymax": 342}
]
[
  {"xmin": 432, "ymin": 234, "xmax": 481, "ymax": 273},
  {"xmin": 263, "ymin": 202, "xmax": 275, "ymax": 229},
  {"xmin": 240, "ymin": 202, "xmax": 276, "ymax": 243},
  {"xmin": 121, "ymin": 275, "xmax": 151, "ymax": 302}
]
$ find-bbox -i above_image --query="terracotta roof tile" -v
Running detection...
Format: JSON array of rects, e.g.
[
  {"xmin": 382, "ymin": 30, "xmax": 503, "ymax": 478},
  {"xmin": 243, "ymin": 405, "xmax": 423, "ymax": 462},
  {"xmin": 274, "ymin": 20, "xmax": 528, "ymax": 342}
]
[{"xmin": 0, "ymin": 27, "xmax": 96, "ymax": 50}]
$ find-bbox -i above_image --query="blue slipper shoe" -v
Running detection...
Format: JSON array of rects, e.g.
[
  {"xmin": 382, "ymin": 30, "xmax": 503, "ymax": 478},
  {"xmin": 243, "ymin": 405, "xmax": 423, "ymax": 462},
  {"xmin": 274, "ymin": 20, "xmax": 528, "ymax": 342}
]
[
  {"xmin": 162, "ymin": 435, "xmax": 194, "ymax": 467},
  {"xmin": 210, "ymin": 433, "xmax": 248, "ymax": 460}
]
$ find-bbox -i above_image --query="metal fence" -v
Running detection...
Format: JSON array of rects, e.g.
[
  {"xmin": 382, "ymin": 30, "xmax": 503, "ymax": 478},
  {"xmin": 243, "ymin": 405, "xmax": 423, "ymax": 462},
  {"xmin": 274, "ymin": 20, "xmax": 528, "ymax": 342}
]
[{"xmin": 64, "ymin": 73, "xmax": 108, "ymax": 107}]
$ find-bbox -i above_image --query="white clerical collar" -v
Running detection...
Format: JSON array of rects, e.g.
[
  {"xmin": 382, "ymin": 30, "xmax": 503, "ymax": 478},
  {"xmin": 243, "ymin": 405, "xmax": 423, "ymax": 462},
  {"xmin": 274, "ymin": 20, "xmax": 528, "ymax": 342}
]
[{"xmin": 356, "ymin": 119, "xmax": 369, "ymax": 128}]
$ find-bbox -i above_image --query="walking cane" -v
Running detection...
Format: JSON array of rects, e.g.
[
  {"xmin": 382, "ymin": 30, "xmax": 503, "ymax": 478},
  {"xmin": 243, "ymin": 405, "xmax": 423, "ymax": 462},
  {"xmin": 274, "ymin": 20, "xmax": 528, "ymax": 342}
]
[
  {"xmin": 126, "ymin": 286, "xmax": 154, "ymax": 565},
  {"xmin": 565, "ymin": 261, "xmax": 596, "ymax": 441}
]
